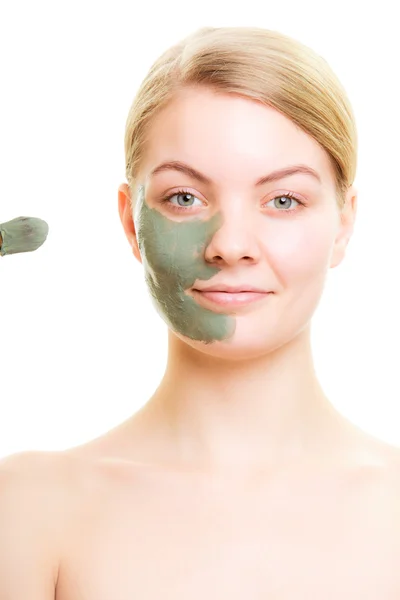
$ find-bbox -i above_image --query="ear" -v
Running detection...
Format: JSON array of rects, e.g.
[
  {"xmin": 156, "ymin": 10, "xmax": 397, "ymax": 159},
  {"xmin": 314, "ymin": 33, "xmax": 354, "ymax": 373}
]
[
  {"xmin": 118, "ymin": 183, "xmax": 142, "ymax": 264},
  {"xmin": 330, "ymin": 185, "xmax": 358, "ymax": 269}
]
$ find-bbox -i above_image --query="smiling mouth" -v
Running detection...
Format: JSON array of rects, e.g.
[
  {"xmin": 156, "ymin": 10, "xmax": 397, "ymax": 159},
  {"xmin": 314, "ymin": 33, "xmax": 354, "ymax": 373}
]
[{"xmin": 191, "ymin": 289, "xmax": 271, "ymax": 308}]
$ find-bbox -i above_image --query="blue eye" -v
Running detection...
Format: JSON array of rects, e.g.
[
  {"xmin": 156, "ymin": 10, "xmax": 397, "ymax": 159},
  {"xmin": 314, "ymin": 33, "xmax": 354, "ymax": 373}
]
[
  {"xmin": 169, "ymin": 192, "xmax": 200, "ymax": 208},
  {"xmin": 160, "ymin": 190, "xmax": 203, "ymax": 212},
  {"xmin": 160, "ymin": 189, "xmax": 304, "ymax": 215},
  {"xmin": 265, "ymin": 193, "xmax": 301, "ymax": 211}
]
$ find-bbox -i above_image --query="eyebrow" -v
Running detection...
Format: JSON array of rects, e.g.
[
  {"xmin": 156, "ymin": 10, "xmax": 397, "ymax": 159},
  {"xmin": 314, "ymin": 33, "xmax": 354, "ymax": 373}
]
[{"xmin": 149, "ymin": 160, "xmax": 322, "ymax": 186}]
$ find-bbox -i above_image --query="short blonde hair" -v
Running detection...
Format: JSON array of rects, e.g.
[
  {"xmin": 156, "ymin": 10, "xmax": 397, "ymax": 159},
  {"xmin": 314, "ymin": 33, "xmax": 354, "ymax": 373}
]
[{"xmin": 124, "ymin": 26, "xmax": 357, "ymax": 210}]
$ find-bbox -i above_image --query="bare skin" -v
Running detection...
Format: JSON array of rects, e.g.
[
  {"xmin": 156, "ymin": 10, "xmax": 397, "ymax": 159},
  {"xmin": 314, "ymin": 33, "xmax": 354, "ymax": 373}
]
[
  {"xmin": 4, "ymin": 425, "xmax": 400, "ymax": 599},
  {"xmin": 2, "ymin": 87, "xmax": 400, "ymax": 598},
  {"xmin": 2, "ymin": 405, "xmax": 400, "ymax": 599},
  {"xmin": 53, "ymin": 428, "xmax": 400, "ymax": 599}
]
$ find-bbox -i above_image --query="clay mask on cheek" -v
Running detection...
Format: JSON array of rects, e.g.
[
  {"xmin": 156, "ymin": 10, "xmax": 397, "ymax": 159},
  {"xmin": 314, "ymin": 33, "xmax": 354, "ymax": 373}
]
[{"xmin": 133, "ymin": 185, "xmax": 236, "ymax": 343}]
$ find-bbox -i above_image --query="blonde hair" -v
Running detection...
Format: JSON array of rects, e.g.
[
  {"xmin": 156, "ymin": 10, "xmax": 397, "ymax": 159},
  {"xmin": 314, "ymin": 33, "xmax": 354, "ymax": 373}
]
[{"xmin": 124, "ymin": 26, "xmax": 357, "ymax": 210}]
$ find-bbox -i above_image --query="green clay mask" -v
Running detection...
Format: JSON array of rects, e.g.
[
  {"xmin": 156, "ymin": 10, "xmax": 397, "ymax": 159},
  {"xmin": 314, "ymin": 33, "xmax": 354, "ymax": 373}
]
[{"xmin": 134, "ymin": 185, "xmax": 236, "ymax": 343}]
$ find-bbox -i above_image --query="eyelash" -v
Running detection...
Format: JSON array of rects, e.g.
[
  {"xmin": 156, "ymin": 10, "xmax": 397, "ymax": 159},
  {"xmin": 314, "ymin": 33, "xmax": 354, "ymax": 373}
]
[{"xmin": 159, "ymin": 188, "xmax": 305, "ymax": 215}]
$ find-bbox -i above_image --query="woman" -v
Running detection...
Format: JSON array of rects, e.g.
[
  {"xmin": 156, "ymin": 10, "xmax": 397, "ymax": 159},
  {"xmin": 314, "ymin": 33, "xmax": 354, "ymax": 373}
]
[
  {"xmin": 2, "ymin": 26, "xmax": 400, "ymax": 598},
  {"xmin": 113, "ymin": 26, "xmax": 398, "ymax": 476}
]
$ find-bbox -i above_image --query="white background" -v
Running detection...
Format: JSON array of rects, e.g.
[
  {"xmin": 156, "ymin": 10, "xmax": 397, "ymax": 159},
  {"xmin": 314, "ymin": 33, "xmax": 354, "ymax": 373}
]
[{"xmin": 0, "ymin": 1, "xmax": 399, "ymax": 459}]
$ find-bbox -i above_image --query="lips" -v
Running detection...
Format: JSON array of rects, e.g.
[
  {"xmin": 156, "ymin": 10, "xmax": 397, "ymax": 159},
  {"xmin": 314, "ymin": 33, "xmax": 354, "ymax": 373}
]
[
  {"xmin": 192, "ymin": 287, "xmax": 271, "ymax": 308},
  {"xmin": 193, "ymin": 284, "xmax": 268, "ymax": 294}
]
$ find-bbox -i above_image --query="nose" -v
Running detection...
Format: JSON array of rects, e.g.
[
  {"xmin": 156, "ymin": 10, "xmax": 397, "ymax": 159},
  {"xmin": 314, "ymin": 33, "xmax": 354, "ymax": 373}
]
[{"xmin": 203, "ymin": 206, "xmax": 261, "ymax": 266}]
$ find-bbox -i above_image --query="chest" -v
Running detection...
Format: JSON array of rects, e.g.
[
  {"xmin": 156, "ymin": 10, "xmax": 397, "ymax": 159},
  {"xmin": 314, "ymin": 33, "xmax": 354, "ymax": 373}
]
[{"xmin": 56, "ymin": 467, "xmax": 400, "ymax": 599}]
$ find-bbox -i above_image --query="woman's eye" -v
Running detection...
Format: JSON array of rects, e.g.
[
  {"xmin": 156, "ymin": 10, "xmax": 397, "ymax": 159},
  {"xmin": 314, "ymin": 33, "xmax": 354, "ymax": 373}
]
[
  {"xmin": 169, "ymin": 192, "xmax": 202, "ymax": 208},
  {"xmin": 266, "ymin": 195, "xmax": 300, "ymax": 210},
  {"xmin": 161, "ymin": 191, "xmax": 302, "ymax": 213}
]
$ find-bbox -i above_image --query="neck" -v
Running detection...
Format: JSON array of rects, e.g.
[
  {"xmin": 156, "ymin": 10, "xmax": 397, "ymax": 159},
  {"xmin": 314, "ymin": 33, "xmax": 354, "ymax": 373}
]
[{"xmin": 133, "ymin": 326, "xmax": 355, "ymax": 475}]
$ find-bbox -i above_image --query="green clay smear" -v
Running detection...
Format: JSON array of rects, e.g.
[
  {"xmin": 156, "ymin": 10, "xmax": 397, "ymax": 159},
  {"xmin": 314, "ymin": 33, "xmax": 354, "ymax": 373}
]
[{"xmin": 134, "ymin": 185, "xmax": 236, "ymax": 343}]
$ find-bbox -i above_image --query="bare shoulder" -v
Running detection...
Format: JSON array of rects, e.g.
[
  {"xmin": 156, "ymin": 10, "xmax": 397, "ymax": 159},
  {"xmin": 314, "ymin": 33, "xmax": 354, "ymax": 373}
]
[
  {"xmin": 0, "ymin": 449, "xmax": 83, "ymax": 498},
  {"xmin": 0, "ymin": 447, "xmax": 73, "ymax": 473},
  {"xmin": 0, "ymin": 450, "xmax": 81, "ymax": 598},
  {"xmin": 0, "ymin": 449, "xmax": 81, "ymax": 528},
  {"xmin": 0, "ymin": 449, "xmax": 98, "ymax": 519},
  {"xmin": 368, "ymin": 442, "xmax": 400, "ymax": 526}
]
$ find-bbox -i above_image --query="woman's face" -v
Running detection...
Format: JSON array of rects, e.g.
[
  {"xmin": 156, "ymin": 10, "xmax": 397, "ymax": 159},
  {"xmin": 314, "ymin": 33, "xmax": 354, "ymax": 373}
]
[{"xmin": 119, "ymin": 86, "xmax": 357, "ymax": 360}]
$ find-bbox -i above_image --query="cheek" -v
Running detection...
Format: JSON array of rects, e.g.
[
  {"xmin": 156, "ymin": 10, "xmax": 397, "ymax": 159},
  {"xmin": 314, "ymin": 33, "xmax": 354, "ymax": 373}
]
[
  {"xmin": 137, "ymin": 207, "xmax": 225, "ymax": 294},
  {"xmin": 143, "ymin": 229, "xmax": 199, "ymax": 279},
  {"xmin": 262, "ymin": 220, "xmax": 336, "ymax": 284},
  {"xmin": 142, "ymin": 236, "xmax": 193, "ymax": 290}
]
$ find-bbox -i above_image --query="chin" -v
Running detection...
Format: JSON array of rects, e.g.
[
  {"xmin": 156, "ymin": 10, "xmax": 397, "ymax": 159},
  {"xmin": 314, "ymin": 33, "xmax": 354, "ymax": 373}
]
[{"xmin": 171, "ymin": 313, "xmax": 310, "ymax": 363}]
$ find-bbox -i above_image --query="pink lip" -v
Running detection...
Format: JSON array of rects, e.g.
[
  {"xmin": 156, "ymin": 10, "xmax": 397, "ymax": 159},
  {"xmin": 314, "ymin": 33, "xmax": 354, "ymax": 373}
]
[
  {"xmin": 193, "ymin": 289, "xmax": 271, "ymax": 307},
  {"xmin": 195, "ymin": 284, "xmax": 267, "ymax": 293}
]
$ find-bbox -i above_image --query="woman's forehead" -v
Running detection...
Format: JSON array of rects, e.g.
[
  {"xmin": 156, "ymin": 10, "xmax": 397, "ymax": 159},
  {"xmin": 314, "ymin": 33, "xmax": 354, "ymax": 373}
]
[{"xmin": 141, "ymin": 93, "xmax": 335, "ymax": 189}]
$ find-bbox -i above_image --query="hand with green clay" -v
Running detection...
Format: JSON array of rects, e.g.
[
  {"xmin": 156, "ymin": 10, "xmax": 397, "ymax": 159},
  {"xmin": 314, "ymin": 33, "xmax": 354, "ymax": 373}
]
[
  {"xmin": 134, "ymin": 185, "xmax": 236, "ymax": 344},
  {"xmin": 0, "ymin": 216, "xmax": 49, "ymax": 257}
]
